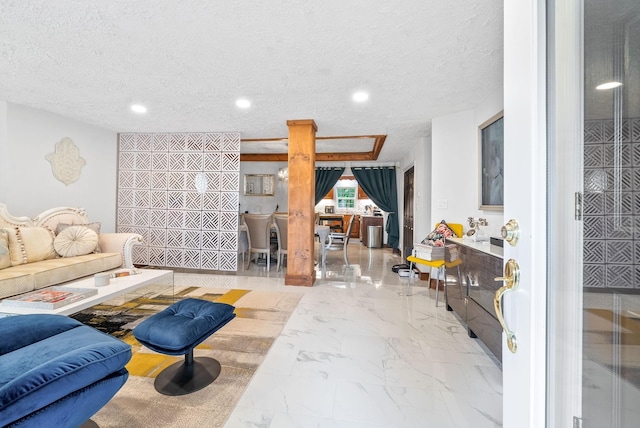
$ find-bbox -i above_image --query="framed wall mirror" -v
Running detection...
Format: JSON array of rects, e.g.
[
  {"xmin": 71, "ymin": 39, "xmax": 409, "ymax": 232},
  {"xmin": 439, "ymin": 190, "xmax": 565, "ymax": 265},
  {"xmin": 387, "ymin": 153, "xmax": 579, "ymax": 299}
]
[
  {"xmin": 478, "ymin": 111, "xmax": 504, "ymax": 210},
  {"xmin": 244, "ymin": 174, "xmax": 275, "ymax": 196}
]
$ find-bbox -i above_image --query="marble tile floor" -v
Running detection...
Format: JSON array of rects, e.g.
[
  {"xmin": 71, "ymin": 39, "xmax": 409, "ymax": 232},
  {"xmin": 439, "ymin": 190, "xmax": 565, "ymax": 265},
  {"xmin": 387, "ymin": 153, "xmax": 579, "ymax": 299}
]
[{"xmin": 174, "ymin": 242, "xmax": 503, "ymax": 427}]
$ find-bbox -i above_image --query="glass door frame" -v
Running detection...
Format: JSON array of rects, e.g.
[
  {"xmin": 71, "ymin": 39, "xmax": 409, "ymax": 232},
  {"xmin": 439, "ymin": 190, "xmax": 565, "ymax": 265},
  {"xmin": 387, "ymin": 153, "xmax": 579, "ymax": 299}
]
[{"xmin": 545, "ymin": 0, "xmax": 585, "ymax": 426}]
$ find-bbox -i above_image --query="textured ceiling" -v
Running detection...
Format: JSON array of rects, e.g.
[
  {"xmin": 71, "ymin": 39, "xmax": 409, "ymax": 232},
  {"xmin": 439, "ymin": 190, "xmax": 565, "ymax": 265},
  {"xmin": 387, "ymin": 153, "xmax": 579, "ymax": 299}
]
[
  {"xmin": 0, "ymin": 1, "xmax": 503, "ymax": 162},
  {"xmin": 584, "ymin": 0, "xmax": 640, "ymax": 120}
]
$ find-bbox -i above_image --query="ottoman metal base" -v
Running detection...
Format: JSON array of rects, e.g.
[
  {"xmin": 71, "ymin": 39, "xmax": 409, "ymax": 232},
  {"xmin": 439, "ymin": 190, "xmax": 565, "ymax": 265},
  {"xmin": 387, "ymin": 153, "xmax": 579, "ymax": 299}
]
[{"xmin": 155, "ymin": 350, "xmax": 221, "ymax": 396}]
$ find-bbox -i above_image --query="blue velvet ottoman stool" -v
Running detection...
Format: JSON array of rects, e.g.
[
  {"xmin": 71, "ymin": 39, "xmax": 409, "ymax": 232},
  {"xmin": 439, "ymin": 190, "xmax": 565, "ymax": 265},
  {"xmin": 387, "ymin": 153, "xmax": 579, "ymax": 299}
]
[{"xmin": 132, "ymin": 298, "xmax": 236, "ymax": 396}]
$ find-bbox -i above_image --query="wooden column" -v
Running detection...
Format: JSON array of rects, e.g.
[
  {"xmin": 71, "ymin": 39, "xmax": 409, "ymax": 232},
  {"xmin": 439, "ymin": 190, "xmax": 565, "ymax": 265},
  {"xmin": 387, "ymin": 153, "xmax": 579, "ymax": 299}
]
[{"xmin": 285, "ymin": 119, "xmax": 317, "ymax": 286}]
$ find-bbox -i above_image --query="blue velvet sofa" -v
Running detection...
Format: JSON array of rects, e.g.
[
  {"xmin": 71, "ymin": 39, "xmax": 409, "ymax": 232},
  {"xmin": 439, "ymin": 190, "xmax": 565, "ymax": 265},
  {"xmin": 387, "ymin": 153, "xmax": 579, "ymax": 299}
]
[{"xmin": 0, "ymin": 314, "xmax": 132, "ymax": 427}]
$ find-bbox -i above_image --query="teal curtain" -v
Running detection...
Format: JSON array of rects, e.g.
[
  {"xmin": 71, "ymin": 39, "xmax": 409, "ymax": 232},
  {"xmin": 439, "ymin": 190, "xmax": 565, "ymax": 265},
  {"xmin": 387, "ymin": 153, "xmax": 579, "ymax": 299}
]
[
  {"xmin": 315, "ymin": 167, "xmax": 344, "ymax": 205},
  {"xmin": 352, "ymin": 167, "xmax": 399, "ymax": 250}
]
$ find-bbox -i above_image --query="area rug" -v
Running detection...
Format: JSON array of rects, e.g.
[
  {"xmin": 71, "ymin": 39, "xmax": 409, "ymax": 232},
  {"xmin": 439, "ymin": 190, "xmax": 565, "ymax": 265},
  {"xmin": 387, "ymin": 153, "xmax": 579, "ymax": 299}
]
[{"xmin": 71, "ymin": 286, "xmax": 302, "ymax": 427}]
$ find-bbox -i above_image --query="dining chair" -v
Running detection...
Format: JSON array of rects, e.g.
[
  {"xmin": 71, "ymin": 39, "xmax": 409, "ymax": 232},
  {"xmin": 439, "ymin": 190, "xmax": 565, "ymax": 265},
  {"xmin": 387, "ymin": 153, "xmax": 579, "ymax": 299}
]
[
  {"xmin": 327, "ymin": 215, "xmax": 351, "ymax": 244},
  {"xmin": 314, "ymin": 212, "xmax": 321, "ymax": 242},
  {"xmin": 323, "ymin": 214, "xmax": 356, "ymax": 267},
  {"xmin": 273, "ymin": 214, "xmax": 288, "ymax": 271},
  {"xmin": 238, "ymin": 226, "xmax": 250, "ymax": 269},
  {"xmin": 242, "ymin": 213, "xmax": 273, "ymax": 271}
]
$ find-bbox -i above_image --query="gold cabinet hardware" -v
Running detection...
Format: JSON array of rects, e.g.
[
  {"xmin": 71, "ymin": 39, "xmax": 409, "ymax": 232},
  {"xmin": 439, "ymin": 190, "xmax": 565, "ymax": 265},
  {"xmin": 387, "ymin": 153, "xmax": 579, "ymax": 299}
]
[
  {"xmin": 494, "ymin": 258, "xmax": 520, "ymax": 353},
  {"xmin": 500, "ymin": 219, "xmax": 520, "ymax": 246}
]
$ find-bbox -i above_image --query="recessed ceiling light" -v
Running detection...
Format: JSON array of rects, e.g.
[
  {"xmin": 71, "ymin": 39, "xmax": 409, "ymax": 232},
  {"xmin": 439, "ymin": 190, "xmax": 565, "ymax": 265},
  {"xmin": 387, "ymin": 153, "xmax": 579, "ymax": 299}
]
[
  {"xmin": 352, "ymin": 91, "xmax": 369, "ymax": 103},
  {"xmin": 130, "ymin": 104, "xmax": 147, "ymax": 114},
  {"xmin": 236, "ymin": 99, "xmax": 251, "ymax": 108},
  {"xmin": 596, "ymin": 81, "xmax": 622, "ymax": 90}
]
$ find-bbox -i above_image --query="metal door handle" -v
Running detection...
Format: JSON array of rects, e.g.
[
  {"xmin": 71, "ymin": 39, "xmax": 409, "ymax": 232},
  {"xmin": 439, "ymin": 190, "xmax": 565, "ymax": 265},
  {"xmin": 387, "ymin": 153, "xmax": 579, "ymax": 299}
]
[
  {"xmin": 501, "ymin": 219, "xmax": 520, "ymax": 246},
  {"xmin": 494, "ymin": 259, "xmax": 520, "ymax": 353}
]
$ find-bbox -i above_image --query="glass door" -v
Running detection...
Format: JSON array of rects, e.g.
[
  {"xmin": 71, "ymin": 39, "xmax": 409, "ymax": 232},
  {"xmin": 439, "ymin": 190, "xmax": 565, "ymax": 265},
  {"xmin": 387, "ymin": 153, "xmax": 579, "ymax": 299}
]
[
  {"xmin": 547, "ymin": 1, "xmax": 640, "ymax": 426},
  {"xmin": 581, "ymin": 1, "xmax": 640, "ymax": 426},
  {"xmin": 504, "ymin": 2, "xmax": 640, "ymax": 425}
]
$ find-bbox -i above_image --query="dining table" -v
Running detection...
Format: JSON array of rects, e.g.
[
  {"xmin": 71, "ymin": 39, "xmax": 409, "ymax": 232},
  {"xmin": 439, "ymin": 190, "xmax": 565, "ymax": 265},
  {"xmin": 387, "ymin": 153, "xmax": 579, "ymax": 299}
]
[
  {"xmin": 318, "ymin": 214, "xmax": 344, "ymax": 233},
  {"xmin": 238, "ymin": 223, "xmax": 331, "ymax": 275}
]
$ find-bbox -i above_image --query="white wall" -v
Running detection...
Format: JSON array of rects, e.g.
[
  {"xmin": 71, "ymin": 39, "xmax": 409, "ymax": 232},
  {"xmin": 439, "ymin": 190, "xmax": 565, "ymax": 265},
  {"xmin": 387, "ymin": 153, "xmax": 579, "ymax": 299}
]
[
  {"xmin": 2, "ymin": 103, "xmax": 118, "ymax": 230},
  {"xmin": 0, "ymin": 99, "xmax": 504, "ymax": 243},
  {"xmin": 0, "ymin": 101, "xmax": 7, "ymax": 203},
  {"xmin": 239, "ymin": 161, "xmax": 288, "ymax": 214},
  {"xmin": 401, "ymin": 134, "xmax": 431, "ymax": 246},
  {"xmin": 431, "ymin": 94, "xmax": 504, "ymax": 238}
]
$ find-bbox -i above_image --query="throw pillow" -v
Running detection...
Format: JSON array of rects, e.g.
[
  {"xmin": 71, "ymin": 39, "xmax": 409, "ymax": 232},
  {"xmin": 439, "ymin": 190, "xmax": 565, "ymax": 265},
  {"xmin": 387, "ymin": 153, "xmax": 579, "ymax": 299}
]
[
  {"xmin": 56, "ymin": 222, "xmax": 102, "ymax": 252},
  {"xmin": 0, "ymin": 229, "xmax": 11, "ymax": 269},
  {"xmin": 421, "ymin": 220, "xmax": 457, "ymax": 247},
  {"xmin": 3, "ymin": 226, "xmax": 57, "ymax": 265},
  {"xmin": 54, "ymin": 225, "xmax": 100, "ymax": 257}
]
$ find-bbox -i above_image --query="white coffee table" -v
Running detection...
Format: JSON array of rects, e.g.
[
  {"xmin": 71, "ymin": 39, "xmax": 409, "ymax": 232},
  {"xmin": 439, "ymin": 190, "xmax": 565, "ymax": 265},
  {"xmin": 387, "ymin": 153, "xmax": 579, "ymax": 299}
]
[{"xmin": 0, "ymin": 269, "xmax": 174, "ymax": 316}]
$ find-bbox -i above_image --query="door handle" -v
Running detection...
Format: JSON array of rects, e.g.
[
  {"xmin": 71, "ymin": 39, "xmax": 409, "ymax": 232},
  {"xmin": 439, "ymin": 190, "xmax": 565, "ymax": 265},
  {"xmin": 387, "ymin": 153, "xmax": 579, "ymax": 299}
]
[
  {"xmin": 501, "ymin": 219, "xmax": 520, "ymax": 246},
  {"xmin": 494, "ymin": 259, "xmax": 520, "ymax": 353}
]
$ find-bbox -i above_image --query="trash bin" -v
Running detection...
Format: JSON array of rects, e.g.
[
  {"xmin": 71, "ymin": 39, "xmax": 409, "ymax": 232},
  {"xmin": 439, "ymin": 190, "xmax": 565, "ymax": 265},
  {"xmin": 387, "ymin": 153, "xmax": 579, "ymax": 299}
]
[{"xmin": 367, "ymin": 225, "xmax": 383, "ymax": 248}]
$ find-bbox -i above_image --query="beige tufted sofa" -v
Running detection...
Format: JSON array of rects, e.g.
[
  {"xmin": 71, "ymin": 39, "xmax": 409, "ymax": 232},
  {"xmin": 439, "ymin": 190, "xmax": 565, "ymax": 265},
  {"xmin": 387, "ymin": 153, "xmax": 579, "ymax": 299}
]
[{"xmin": 0, "ymin": 203, "xmax": 142, "ymax": 300}]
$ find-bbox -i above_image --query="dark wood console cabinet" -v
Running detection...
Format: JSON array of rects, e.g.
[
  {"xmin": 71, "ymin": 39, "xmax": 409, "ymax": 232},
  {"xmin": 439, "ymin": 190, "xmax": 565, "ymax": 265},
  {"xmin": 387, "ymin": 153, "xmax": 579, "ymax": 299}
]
[{"xmin": 445, "ymin": 238, "xmax": 504, "ymax": 363}]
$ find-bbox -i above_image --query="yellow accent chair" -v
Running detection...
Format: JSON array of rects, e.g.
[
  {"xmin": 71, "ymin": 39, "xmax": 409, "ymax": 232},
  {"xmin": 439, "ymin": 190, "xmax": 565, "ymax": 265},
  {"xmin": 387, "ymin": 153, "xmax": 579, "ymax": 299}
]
[{"xmin": 407, "ymin": 222, "xmax": 463, "ymax": 307}]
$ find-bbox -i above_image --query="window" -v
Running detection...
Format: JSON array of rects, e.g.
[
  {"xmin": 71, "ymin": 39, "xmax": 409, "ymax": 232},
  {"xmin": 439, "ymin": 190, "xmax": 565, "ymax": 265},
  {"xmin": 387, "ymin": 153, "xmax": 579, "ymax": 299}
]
[{"xmin": 336, "ymin": 187, "xmax": 355, "ymax": 208}]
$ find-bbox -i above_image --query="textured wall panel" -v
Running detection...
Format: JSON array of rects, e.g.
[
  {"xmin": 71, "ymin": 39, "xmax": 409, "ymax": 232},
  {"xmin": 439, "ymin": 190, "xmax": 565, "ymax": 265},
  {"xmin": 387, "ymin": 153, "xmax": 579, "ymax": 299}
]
[
  {"xmin": 632, "ymin": 119, "xmax": 640, "ymax": 143},
  {"xmin": 166, "ymin": 248, "xmax": 184, "ymax": 268},
  {"xmin": 220, "ymin": 232, "xmax": 238, "ymax": 251},
  {"xmin": 185, "ymin": 192, "xmax": 202, "ymax": 211},
  {"xmin": 201, "ymin": 251, "xmax": 219, "ymax": 270},
  {"xmin": 150, "ymin": 191, "xmax": 168, "ymax": 210},
  {"xmin": 219, "ymin": 251, "xmax": 238, "ymax": 271},
  {"xmin": 149, "ymin": 228, "xmax": 166, "ymax": 246},
  {"xmin": 584, "ymin": 145, "xmax": 604, "ymax": 168},
  {"xmin": 119, "ymin": 134, "xmax": 136, "ymax": 151},
  {"xmin": 584, "ymin": 118, "xmax": 640, "ymax": 289},
  {"xmin": 119, "ymin": 170, "xmax": 135, "ymax": 189},
  {"xmin": 184, "ymin": 249, "xmax": 201, "ymax": 268},
  {"xmin": 584, "ymin": 264, "xmax": 605, "ymax": 287},
  {"xmin": 203, "ymin": 192, "xmax": 221, "ymax": 211},
  {"xmin": 204, "ymin": 153, "xmax": 222, "ymax": 171},
  {"xmin": 201, "ymin": 231, "xmax": 220, "ymax": 250},
  {"xmin": 149, "ymin": 247, "xmax": 166, "ymax": 266},
  {"xmin": 133, "ymin": 245, "xmax": 149, "ymax": 265},
  {"xmin": 584, "ymin": 121, "xmax": 603, "ymax": 144},
  {"xmin": 220, "ymin": 211, "xmax": 239, "ymax": 231},
  {"xmin": 221, "ymin": 191, "xmax": 239, "ymax": 211},
  {"xmin": 118, "ymin": 208, "xmax": 134, "ymax": 226},
  {"xmin": 202, "ymin": 211, "xmax": 219, "ymax": 231},
  {"xmin": 152, "ymin": 134, "xmax": 169, "ymax": 152},
  {"xmin": 584, "ymin": 216, "xmax": 605, "ymax": 239},
  {"xmin": 604, "ymin": 192, "xmax": 632, "ymax": 215},
  {"xmin": 118, "ymin": 132, "xmax": 240, "ymax": 271}
]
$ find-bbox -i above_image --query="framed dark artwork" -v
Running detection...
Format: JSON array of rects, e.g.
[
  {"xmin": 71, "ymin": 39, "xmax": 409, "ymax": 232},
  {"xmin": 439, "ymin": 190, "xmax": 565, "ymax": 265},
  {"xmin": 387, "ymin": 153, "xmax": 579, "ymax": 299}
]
[{"xmin": 479, "ymin": 111, "xmax": 504, "ymax": 210}]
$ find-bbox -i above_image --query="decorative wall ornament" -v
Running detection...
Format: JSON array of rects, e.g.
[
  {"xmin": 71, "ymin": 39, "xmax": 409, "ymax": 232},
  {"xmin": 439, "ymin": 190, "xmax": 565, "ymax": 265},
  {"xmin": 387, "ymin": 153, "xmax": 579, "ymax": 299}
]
[
  {"xmin": 45, "ymin": 137, "xmax": 86, "ymax": 186},
  {"xmin": 194, "ymin": 172, "xmax": 209, "ymax": 194}
]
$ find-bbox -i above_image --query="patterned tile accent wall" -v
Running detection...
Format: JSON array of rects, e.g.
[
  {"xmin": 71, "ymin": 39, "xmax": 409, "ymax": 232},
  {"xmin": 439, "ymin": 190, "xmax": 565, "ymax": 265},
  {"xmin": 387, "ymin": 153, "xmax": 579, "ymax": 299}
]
[
  {"xmin": 117, "ymin": 133, "xmax": 240, "ymax": 271},
  {"xmin": 584, "ymin": 118, "xmax": 640, "ymax": 289}
]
